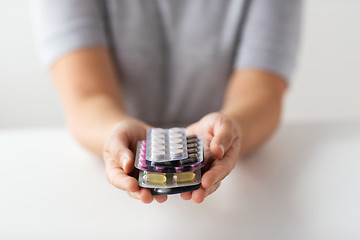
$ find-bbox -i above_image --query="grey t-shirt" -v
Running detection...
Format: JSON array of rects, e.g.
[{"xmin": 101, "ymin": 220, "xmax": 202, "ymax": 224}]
[{"xmin": 31, "ymin": 0, "xmax": 302, "ymax": 127}]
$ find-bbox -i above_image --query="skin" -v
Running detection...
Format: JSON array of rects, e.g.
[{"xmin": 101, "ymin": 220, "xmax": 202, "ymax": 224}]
[{"xmin": 51, "ymin": 47, "xmax": 287, "ymax": 204}]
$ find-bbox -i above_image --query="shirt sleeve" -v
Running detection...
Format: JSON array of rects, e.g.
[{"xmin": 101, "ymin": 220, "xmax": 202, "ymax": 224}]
[
  {"xmin": 234, "ymin": 0, "xmax": 303, "ymax": 81},
  {"xmin": 30, "ymin": 0, "xmax": 108, "ymax": 67}
]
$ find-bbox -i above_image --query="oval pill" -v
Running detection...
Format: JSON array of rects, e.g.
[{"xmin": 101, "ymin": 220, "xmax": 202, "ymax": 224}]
[
  {"xmin": 188, "ymin": 153, "xmax": 198, "ymax": 158},
  {"xmin": 187, "ymin": 143, "xmax": 198, "ymax": 148},
  {"xmin": 186, "ymin": 135, "xmax": 197, "ymax": 140},
  {"xmin": 187, "ymin": 148, "xmax": 197, "ymax": 154},
  {"xmin": 186, "ymin": 138, "xmax": 198, "ymax": 144},
  {"xmin": 144, "ymin": 173, "xmax": 167, "ymax": 184},
  {"xmin": 173, "ymin": 172, "xmax": 195, "ymax": 182}
]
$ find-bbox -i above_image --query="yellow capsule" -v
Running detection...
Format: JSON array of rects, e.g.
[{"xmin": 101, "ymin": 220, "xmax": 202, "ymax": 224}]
[
  {"xmin": 144, "ymin": 173, "xmax": 167, "ymax": 184},
  {"xmin": 173, "ymin": 171, "xmax": 195, "ymax": 182}
]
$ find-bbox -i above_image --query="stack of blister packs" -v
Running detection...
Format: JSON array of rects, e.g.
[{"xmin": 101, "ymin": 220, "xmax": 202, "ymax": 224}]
[{"xmin": 134, "ymin": 128, "xmax": 204, "ymax": 195}]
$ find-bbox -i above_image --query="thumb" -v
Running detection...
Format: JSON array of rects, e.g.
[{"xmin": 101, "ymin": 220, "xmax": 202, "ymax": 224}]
[
  {"xmin": 209, "ymin": 117, "xmax": 234, "ymax": 159},
  {"xmin": 118, "ymin": 148, "xmax": 135, "ymax": 174},
  {"xmin": 106, "ymin": 129, "xmax": 136, "ymax": 173}
]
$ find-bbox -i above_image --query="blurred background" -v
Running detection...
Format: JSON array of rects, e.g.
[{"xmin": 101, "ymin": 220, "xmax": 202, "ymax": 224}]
[{"xmin": 0, "ymin": 0, "xmax": 359, "ymax": 128}]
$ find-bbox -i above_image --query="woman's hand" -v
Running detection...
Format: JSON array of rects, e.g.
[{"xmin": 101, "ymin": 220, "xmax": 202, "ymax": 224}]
[
  {"xmin": 103, "ymin": 119, "xmax": 168, "ymax": 204},
  {"xmin": 181, "ymin": 112, "xmax": 242, "ymax": 203}
]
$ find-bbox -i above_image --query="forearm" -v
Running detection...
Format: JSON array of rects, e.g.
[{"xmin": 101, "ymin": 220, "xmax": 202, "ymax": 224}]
[
  {"xmin": 65, "ymin": 95, "xmax": 129, "ymax": 155},
  {"xmin": 51, "ymin": 47, "xmax": 129, "ymax": 155},
  {"xmin": 221, "ymin": 69, "xmax": 287, "ymax": 156}
]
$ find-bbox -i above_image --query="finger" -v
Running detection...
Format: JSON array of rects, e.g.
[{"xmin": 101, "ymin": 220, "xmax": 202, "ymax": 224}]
[
  {"xmin": 191, "ymin": 187, "xmax": 206, "ymax": 203},
  {"xmin": 105, "ymin": 125, "xmax": 139, "ymax": 173},
  {"xmin": 154, "ymin": 195, "xmax": 168, "ymax": 203},
  {"xmin": 210, "ymin": 116, "xmax": 236, "ymax": 158},
  {"xmin": 127, "ymin": 188, "xmax": 154, "ymax": 204},
  {"xmin": 206, "ymin": 181, "xmax": 221, "ymax": 197},
  {"xmin": 201, "ymin": 154, "xmax": 235, "ymax": 190},
  {"xmin": 111, "ymin": 145, "xmax": 135, "ymax": 174},
  {"xmin": 191, "ymin": 181, "xmax": 221, "ymax": 203},
  {"xmin": 180, "ymin": 191, "xmax": 192, "ymax": 200},
  {"xmin": 106, "ymin": 167, "xmax": 140, "ymax": 192}
]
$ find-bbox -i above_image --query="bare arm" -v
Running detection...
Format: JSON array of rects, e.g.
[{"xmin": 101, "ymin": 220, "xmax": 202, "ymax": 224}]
[
  {"xmin": 221, "ymin": 69, "xmax": 287, "ymax": 155},
  {"xmin": 51, "ymin": 47, "xmax": 129, "ymax": 155},
  {"xmin": 51, "ymin": 47, "xmax": 163, "ymax": 203},
  {"xmin": 183, "ymin": 69, "xmax": 287, "ymax": 203}
]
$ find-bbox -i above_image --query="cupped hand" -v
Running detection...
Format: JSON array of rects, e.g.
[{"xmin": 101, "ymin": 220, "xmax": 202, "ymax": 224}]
[
  {"xmin": 181, "ymin": 112, "xmax": 242, "ymax": 203},
  {"xmin": 103, "ymin": 119, "xmax": 168, "ymax": 204}
]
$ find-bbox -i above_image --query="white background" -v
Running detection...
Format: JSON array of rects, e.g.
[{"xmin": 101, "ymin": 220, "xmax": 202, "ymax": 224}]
[{"xmin": 0, "ymin": 0, "xmax": 359, "ymax": 128}]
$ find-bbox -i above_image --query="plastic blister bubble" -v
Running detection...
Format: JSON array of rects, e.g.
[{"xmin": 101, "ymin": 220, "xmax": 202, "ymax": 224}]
[
  {"xmin": 145, "ymin": 128, "xmax": 188, "ymax": 162},
  {"xmin": 134, "ymin": 136, "xmax": 204, "ymax": 172}
]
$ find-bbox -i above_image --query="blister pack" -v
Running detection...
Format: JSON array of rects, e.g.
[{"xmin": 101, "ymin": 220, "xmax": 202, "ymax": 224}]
[
  {"xmin": 134, "ymin": 127, "xmax": 204, "ymax": 195},
  {"xmin": 134, "ymin": 136, "xmax": 204, "ymax": 172},
  {"xmin": 145, "ymin": 128, "xmax": 188, "ymax": 162}
]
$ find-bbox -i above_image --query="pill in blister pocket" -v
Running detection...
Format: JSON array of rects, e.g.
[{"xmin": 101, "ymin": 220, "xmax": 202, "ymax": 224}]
[
  {"xmin": 152, "ymin": 144, "xmax": 165, "ymax": 151},
  {"xmin": 187, "ymin": 148, "xmax": 197, "ymax": 154},
  {"xmin": 186, "ymin": 138, "xmax": 198, "ymax": 144},
  {"xmin": 170, "ymin": 137, "xmax": 183, "ymax": 144},
  {"xmin": 187, "ymin": 143, "xmax": 198, "ymax": 148},
  {"xmin": 173, "ymin": 172, "xmax": 195, "ymax": 182},
  {"xmin": 169, "ymin": 127, "xmax": 182, "ymax": 133},
  {"xmin": 152, "ymin": 128, "xmax": 165, "ymax": 133},
  {"xmin": 144, "ymin": 173, "xmax": 167, "ymax": 184},
  {"xmin": 170, "ymin": 149, "xmax": 183, "ymax": 158},
  {"xmin": 170, "ymin": 143, "xmax": 183, "ymax": 149},
  {"xmin": 169, "ymin": 133, "xmax": 183, "ymax": 139},
  {"xmin": 188, "ymin": 153, "xmax": 198, "ymax": 158},
  {"xmin": 152, "ymin": 149, "xmax": 165, "ymax": 158}
]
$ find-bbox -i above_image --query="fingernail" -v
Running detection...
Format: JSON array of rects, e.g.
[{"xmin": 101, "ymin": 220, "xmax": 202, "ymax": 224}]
[
  {"xmin": 219, "ymin": 144, "xmax": 225, "ymax": 157},
  {"xmin": 121, "ymin": 156, "xmax": 129, "ymax": 170}
]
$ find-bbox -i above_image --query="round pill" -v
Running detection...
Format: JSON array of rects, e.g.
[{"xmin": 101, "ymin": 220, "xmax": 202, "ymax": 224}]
[
  {"xmin": 170, "ymin": 143, "xmax": 183, "ymax": 149},
  {"xmin": 151, "ymin": 145, "xmax": 165, "ymax": 152},
  {"xmin": 144, "ymin": 173, "xmax": 167, "ymax": 184},
  {"xmin": 170, "ymin": 137, "xmax": 183, "ymax": 144},
  {"xmin": 152, "ymin": 149, "xmax": 165, "ymax": 158},
  {"xmin": 151, "ymin": 138, "xmax": 165, "ymax": 143},
  {"xmin": 152, "ymin": 128, "xmax": 165, "ymax": 133},
  {"xmin": 173, "ymin": 171, "xmax": 195, "ymax": 182},
  {"xmin": 152, "ymin": 136, "xmax": 165, "ymax": 142},
  {"xmin": 169, "ymin": 133, "xmax": 183, "ymax": 139},
  {"xmin": 169, "ymin": 127, "xmax": 182, "ymax": 133},
  {"xmin": 151, "ymin": 141, "xmax": 165, "ymax": 148},
  {"xmin": 170, "ymin": 149, "xmax": 183, "ymax": 158}
]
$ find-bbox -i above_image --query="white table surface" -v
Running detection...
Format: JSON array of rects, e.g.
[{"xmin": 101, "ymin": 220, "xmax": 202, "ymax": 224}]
[{"xmin": 1, "ymin": 123, "xmax": 360, "ymax": 240}]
